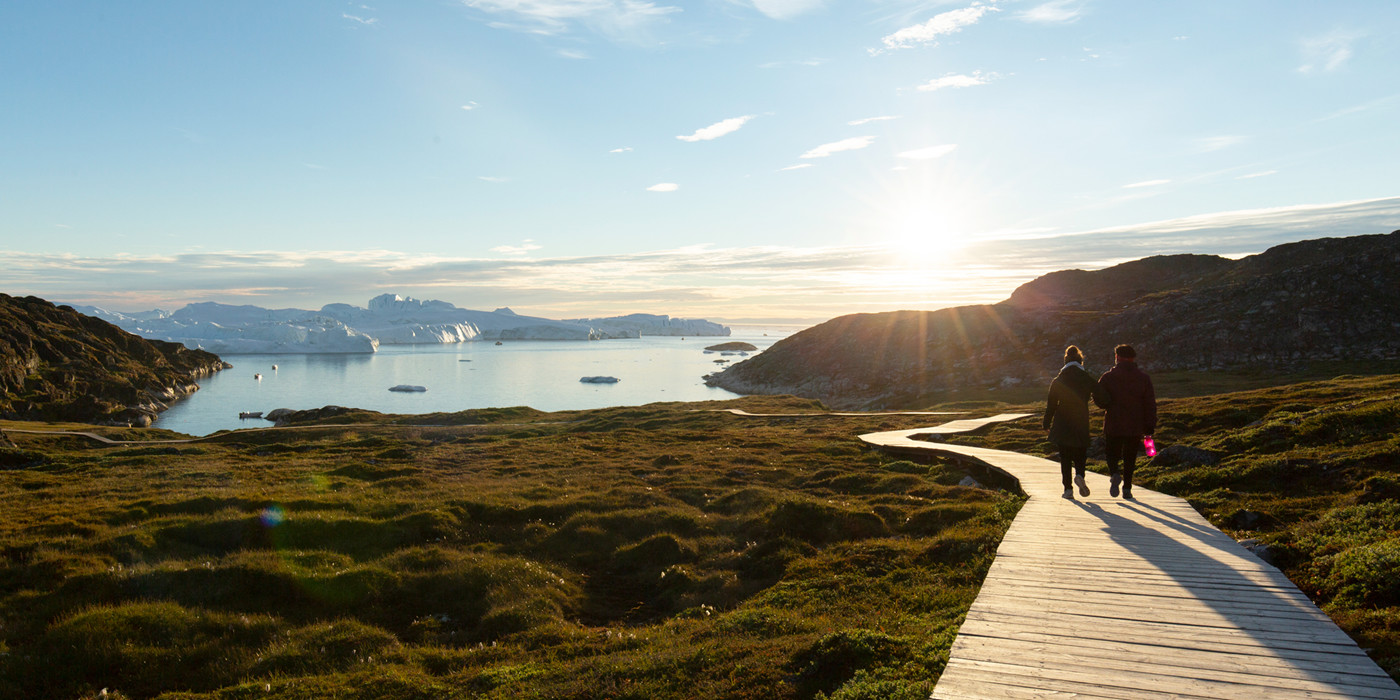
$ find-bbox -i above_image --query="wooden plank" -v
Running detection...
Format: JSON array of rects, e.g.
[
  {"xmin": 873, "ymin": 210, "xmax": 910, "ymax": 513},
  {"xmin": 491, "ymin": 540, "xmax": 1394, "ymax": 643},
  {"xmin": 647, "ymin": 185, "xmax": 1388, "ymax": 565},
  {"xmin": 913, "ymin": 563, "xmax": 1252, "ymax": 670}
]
[
  {"xmin": 962, "ymin": 608, "xmax": 1369, "ymax": 650},
  {"xmin": 938, "ymin": 657, "xmax": 1399, "ymax": 700},
  {"xmin": 951, "ymin": 635, "xmax": 1400, "ymax": 693},
  {"xmin": 952, "ymin": 628, "xmax": 1398, "ymax": 682},
  {"xmin": 856, "ymin": 418, "xmax": 1400, "ymax": 698}
]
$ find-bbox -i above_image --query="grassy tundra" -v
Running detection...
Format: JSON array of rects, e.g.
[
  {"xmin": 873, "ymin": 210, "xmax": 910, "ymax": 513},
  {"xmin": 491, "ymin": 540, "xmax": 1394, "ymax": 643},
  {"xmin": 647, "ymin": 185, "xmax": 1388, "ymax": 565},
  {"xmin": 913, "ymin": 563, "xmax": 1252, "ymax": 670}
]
[
  {"xmin": 3, "ymin": 374, "xmax": 1399, "ymax": 698},
  {"xmin": 0, "ymin": 397, "xmax": 1019, "ymax": 699}
]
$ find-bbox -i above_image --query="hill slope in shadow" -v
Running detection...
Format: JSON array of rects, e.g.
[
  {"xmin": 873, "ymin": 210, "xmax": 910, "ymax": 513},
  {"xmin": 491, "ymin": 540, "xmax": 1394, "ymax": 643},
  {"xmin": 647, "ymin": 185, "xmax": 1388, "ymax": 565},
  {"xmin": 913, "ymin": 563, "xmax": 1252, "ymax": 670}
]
[
  {"xmin": 707, "ymin": 231, "xmax": 1400, "ymax": 408},
  {"xmin": 0, "ymin": 294, "xmax": 229, "ymax": 426}
]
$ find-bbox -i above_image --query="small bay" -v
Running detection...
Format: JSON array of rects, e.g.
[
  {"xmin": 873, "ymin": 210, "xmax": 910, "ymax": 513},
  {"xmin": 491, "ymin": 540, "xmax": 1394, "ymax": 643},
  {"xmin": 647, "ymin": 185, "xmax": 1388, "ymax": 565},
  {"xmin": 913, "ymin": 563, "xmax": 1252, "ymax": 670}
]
[{"xmin": 156, "ymin": 326, "xmax": 795, "ymax": 435}]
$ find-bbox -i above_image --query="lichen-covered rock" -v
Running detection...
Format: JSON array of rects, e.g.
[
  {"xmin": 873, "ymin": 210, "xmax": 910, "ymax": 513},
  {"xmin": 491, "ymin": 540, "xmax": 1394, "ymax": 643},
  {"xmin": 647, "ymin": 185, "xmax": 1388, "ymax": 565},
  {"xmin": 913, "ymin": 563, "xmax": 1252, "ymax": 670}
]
[{"xmin": 0, "ymin": 294, "xmax": 229, "ymax": 425}]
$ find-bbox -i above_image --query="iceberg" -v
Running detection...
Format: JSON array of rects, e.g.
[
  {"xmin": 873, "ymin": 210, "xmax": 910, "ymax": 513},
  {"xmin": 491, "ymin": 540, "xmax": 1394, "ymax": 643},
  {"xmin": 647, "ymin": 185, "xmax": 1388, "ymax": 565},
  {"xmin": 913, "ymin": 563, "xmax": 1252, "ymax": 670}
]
[
  {"xmin": 564, "ymin": 313, "xmax": 729, "ymax": 337},
  {"xmin": 66, "ymin": 303, "xmax": 378, "ymax": 355},
  {"xmin": 67, "ymin": 294, "xmax": 731, "ymax": 354},
  {"xmin": 320, "ymin": 294, "xmax": 635, "ymax": 343}
]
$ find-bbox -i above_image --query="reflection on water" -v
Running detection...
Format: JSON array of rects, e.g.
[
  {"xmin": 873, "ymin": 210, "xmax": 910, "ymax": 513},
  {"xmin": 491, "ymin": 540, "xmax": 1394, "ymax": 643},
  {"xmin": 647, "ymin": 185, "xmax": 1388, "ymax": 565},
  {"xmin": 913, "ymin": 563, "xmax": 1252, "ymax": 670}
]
[{"xmin": 156, "ymin": 327, "xmax": 796, "ymax": 436}]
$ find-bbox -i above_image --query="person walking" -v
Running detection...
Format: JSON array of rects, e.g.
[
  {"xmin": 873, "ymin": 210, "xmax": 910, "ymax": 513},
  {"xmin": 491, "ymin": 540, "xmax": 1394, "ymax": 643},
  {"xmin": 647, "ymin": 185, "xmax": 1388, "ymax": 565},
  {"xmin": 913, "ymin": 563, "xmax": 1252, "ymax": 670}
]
[
  {"xmin": 1044, "ymin": 345, "xmax": 1107, "ymax": 499},
  {"xmin": 1095, "ymin": 344, "xmax": 1157, "ymax": 500}
]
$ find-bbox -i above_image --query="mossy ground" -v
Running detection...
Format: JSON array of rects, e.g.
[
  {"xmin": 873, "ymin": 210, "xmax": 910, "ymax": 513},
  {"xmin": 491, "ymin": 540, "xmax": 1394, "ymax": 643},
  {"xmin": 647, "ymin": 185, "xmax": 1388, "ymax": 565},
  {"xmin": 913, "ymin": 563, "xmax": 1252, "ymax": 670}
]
[{"xmin": 0, "ymin": 396, "xmax": 1020, "ymax": 699}]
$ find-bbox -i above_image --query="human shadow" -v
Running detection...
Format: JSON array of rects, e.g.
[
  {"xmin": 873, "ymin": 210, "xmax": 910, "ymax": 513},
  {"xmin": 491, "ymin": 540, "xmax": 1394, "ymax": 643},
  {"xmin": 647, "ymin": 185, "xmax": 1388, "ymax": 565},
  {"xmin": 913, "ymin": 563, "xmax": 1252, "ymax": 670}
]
[{"xmin": 1064, "ymin": 500, "xmax": 1395, "ymax": 695}]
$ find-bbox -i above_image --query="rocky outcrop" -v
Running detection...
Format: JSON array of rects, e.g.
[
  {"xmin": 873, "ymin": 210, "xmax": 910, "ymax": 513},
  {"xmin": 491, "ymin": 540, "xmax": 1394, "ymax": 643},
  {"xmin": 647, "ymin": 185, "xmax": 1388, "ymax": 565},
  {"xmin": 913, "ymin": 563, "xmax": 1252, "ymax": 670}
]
[
  {"xmin": 708, "ymin": 230, "xmax": 1400, "ymax": 408},
  {"xmin": 705, "ymin": 342, "xmax": 758, "ymax": 352},
  {"xmin": 0, "ymin": 294, "xmax": 229, "ymax": 426}
]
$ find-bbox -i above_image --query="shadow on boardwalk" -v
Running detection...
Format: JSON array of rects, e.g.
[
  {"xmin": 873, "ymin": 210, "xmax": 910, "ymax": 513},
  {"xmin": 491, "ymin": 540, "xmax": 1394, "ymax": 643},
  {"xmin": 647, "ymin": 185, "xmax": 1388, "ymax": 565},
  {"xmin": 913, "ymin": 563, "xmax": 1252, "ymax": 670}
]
[{"xmin": 856, "ymin": 416, "xmax": 1400, "ymax": 699}]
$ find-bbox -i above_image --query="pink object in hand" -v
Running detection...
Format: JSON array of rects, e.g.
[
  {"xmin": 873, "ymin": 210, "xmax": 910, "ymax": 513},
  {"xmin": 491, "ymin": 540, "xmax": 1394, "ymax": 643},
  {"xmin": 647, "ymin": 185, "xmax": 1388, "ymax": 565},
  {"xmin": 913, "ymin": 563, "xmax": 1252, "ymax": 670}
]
[{"xmin": 1143, "ymin": 436, "xmax": 1157, "ymax": 457}]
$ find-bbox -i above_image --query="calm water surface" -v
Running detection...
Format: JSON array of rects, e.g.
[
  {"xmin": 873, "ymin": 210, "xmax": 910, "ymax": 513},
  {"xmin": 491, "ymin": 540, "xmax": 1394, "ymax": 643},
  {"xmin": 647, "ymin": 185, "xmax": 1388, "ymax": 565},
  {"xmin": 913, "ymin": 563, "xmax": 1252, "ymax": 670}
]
[{"xmin": 156, "ymin": 327, "xmax": 796, "ymax": 435}]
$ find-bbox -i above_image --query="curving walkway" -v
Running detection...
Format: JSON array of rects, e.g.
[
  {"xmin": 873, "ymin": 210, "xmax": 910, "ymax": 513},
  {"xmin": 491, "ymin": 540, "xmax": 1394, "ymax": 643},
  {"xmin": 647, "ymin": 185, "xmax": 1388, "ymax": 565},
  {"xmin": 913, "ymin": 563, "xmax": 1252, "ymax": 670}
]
[{"xmin": 860, "ymin": 418, "xmax": 1400, "ymax": 699}]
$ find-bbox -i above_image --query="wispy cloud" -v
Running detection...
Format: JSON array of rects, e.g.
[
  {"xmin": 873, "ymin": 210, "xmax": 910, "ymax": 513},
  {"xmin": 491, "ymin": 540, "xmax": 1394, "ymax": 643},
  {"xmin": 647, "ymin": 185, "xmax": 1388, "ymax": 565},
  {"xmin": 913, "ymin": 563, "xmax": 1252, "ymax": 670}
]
[
  {"xmin": 801, "ymin": 136, "xmax": 876, "ymax": 159},
  {"xmin": 677, "ymin": 115, "xmax": 755, "ymax": 142},
  {"xmin": 1299, "ymin": 30, "xmax": 1360, "ymax": 74},
  {"xmin": 1123, "ymin": 179, "xmax": 1171, "ymax": 189},
  {"xmin": 459, "ymin": 0, "xmax": 681, "ymax": 40},
  {"xmin": 609, "ymin": 146, "xmax": 633, "ymax": 153},
  {"xmin": 876, "ymin": 3, "xmax": 997, "ymax": 52},
  {"xmin": 778, "ymin": 163, "xmax": 814, "ymax": 171},
  {"xmin": 915, "ymin": 71, "xmax": 995, "ymax": 92},
  {"xmin": 848, "ymin": 115, "xmax": 900, "ymax": 126},
  {"xmin": 758, "ymin": 58, "xmax": 825, "ymax": 69},
  {"xmin": 1015, "ymin": 0, "xmax": 1085, "ymax": 24},
  {"xmin": 479, "ymin": 176, "xmax": 510, "ymax": 183},
  {"xmin": 342, "ymin": 13, "xmax": 379, "ymax": 25},
  {"xmin": 1194, "ymin": 135, "xmax": 1244, "ymax": 152},
  {"xmin": 557, "ymin": 48, "xmax": 591, "ymax": 59},
  {"xmin": 749, "ymin": 0, "xmax": 823, "ymax": 21},
  {"xmin": 303, "ymin": 163, "xmax": 327, "ymax": 170},
  {"xmin": 1313, "ymin": 94, "xmax": 1400, "ymax": 123},
  {"xmin": 461, "ymin": 102, "xmax": 480, "ymax": 111},
  {"xmin": 1236, "ymin": 170, "xmax": 1278, "ymax": 180},
  {"xmin": 491, "ymin": 240, "xmax": 542, "ymax": 256},
  {"xmin": 647, "ymin": 182, "xmax": 679, "ymax": 192},
  {"xmin": 898, "ymin": 144, "xmax": 957, "ymax": 160}
]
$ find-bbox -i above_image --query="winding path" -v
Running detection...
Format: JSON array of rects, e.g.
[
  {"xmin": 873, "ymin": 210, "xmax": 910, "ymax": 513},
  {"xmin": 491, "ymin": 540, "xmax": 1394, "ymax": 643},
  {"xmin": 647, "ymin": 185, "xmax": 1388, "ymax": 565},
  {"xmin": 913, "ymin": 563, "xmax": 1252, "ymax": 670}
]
[{"xmin": 859, "ymin": 417, "xmax": 1400, "ymax": 699}]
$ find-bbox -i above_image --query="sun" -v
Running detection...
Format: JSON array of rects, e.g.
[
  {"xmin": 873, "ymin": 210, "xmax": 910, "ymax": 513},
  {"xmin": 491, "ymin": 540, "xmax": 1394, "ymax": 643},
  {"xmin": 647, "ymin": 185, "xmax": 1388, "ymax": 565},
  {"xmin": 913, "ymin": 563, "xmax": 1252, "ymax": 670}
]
[{"xmin": 880, "ymin": 201, "xmax": 973, "ymax": 261}]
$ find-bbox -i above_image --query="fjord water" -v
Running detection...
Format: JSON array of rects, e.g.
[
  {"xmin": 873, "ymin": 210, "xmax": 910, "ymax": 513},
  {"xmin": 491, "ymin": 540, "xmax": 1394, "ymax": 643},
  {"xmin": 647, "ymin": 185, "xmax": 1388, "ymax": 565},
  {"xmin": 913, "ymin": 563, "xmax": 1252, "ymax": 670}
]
[{"xmin": 155, "ymin": 326, "xmax": 795, "ymax": 436}]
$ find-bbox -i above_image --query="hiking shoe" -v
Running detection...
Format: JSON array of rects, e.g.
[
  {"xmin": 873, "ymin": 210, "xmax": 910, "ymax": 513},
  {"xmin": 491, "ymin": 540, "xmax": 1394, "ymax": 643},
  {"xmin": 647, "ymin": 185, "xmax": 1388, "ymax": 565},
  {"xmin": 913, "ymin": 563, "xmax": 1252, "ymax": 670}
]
[
  {"xmin": 1109, "ymin": 474, "xmax": 1121, "ymax": 498},
  {"xmin": 1123, "ymin": 489, "xmax": 1135, "ymax": 501},
  {"xmin": 1075, "ymin": 474, "xmax": 1090, "ymax": 497},
  {"xmin": 1062, "ymin": 488, "xmax": 1074, "ymax": 499}
]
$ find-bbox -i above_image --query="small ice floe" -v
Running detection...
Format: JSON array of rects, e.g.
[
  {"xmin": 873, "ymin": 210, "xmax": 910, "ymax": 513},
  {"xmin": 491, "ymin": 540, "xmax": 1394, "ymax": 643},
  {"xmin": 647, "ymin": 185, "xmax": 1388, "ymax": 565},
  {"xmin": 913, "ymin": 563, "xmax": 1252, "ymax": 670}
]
[
  {"xmin": 389, "ymin": 384, "xmax": 428, "ymax": 392},
  {"xmin": 579, "ymin": 376, "xmax": 620, "ymax": 384}
]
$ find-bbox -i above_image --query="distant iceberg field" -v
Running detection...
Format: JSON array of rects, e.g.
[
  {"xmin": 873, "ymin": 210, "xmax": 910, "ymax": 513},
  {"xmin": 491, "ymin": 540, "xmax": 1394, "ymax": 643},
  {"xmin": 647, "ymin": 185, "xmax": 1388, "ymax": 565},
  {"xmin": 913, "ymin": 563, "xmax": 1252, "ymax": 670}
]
[{"xmin": 67, "ymin": 293, "xmax": 729, "ymax": 354}]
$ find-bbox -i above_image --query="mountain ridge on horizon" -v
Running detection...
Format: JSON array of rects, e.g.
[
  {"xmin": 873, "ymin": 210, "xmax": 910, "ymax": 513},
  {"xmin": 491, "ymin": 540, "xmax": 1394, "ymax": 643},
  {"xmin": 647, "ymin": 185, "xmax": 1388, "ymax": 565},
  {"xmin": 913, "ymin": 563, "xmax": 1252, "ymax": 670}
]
[
  {"xmin": 708, "ymin": 229, "xmax": 1400, "ymax": 408},
  {"xmin": 66, "ymin": 292, "xmax": 732, "ymax": 354}
]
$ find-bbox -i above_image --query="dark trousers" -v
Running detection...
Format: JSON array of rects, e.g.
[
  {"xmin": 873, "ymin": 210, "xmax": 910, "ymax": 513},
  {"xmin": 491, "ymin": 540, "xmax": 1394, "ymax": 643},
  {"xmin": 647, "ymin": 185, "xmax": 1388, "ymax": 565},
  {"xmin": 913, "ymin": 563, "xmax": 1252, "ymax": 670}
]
[
  {"xmin": 1105, "ymin": 436, "xmax": 1139, "ymax": 492},
  {"xmin": 1058, "ymin": 444, "xmax": 1087, "ymax": 489}
]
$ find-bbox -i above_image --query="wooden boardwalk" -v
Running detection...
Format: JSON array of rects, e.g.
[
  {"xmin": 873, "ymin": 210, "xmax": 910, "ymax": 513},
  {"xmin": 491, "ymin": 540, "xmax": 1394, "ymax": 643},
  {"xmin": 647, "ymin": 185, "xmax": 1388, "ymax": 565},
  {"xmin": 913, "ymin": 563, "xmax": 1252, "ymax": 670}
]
[{"xmin": 860, "ymin": 415, "xmax": 1400, "ymax": 699}]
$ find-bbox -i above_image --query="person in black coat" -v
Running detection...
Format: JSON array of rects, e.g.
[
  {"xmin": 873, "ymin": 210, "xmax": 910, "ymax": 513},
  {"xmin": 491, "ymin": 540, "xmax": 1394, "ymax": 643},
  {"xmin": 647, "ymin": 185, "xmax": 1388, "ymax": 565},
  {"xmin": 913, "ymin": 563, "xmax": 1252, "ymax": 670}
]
[
  {"xmin": 1044, "ymin": 345, "xmax": 1108, "ymax": 499},
  {"xmin": 1095, "ymin": 344, "xmax": 1157, "ymax": 500}
]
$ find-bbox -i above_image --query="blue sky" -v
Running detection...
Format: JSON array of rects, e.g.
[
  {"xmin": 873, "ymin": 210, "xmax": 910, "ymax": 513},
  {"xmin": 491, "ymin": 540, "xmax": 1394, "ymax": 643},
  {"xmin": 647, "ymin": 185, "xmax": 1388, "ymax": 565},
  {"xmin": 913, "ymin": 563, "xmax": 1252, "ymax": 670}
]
[{"xmin": 2, "ymin": 1, "xmax": 1398, "ymax": 322}]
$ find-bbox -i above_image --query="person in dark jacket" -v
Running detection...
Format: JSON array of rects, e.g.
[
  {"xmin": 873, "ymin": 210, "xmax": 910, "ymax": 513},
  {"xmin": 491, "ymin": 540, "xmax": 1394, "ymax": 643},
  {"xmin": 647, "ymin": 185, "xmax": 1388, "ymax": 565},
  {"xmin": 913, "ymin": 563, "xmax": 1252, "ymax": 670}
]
[
  {"xmin": 1095, "ymin": 344, "xmax": 1157, "ymax": 500},
  {"xmin": 1044, "ymin": 345, "xmax": 1108, "ymax": 499}
]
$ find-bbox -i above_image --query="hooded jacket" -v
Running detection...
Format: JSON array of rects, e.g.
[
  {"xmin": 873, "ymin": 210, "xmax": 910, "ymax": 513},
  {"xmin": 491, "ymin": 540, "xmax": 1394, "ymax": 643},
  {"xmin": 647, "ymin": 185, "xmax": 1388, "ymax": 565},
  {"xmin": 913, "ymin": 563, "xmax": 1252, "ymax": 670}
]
[{"xmin": 1043, "ymin": 363, "xmax": 1106, "ymax": 449}]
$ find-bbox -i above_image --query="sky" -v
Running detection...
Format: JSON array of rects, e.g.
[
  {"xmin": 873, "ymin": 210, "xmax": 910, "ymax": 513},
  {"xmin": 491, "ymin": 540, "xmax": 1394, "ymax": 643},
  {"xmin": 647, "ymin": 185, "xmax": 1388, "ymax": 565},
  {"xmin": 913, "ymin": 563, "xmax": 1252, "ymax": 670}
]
[{"xmin": 2, "ymin": 1, "xmax": 1398, "ymax": 323}]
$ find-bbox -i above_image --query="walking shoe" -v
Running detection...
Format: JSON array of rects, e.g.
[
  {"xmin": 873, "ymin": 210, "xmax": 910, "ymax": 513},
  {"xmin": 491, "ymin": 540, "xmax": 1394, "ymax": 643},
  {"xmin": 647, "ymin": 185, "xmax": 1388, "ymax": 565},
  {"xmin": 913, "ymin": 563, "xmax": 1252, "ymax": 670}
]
[
  {"xmin": 1062, "ymin": 487, "xmax": 1074, "ymax": 499},
  {"xmin": 1075, "ymin": 474, "xmax": 1090, "ymax": 497},
  {"xmin": 1109, "ymin": 474, "xmax": 1121, "ymax": 498},
  {"xmin": 1123, "ymin": 489, "xmax": 1134, "ymax": 501}
]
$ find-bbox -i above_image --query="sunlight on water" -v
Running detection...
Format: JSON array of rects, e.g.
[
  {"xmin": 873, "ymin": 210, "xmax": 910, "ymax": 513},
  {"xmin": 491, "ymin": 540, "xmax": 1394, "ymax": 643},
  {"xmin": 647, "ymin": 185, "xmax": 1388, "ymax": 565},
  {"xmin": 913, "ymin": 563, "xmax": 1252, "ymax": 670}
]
[{"xmin": 155, "ymin": 327, "xmax": 797, "ymax": 435}]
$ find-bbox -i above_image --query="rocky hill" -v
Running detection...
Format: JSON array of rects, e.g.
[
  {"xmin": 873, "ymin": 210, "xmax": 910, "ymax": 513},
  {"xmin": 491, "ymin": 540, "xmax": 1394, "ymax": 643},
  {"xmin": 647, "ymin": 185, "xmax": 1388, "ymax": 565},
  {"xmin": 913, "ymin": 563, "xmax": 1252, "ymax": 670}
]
[
  {"xmin": 707, "ymin": 231, "xmax": 1400, "ymax": 408},
  {"xmin": 0, "ymin": 294, "xmax": 229, "ymax": 426}
]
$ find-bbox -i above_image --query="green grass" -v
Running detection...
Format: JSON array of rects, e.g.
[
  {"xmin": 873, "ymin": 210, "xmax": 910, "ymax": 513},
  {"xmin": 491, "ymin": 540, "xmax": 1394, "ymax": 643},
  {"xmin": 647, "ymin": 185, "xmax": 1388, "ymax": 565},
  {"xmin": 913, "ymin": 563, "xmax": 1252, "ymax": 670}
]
[
  {"xmin": 8, "ymin": 373, "xmax": 1400, "ymax": 696},
  {"xmin": 0, "ymin": 396, "xmax": 1020, "ymax": 699}
]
